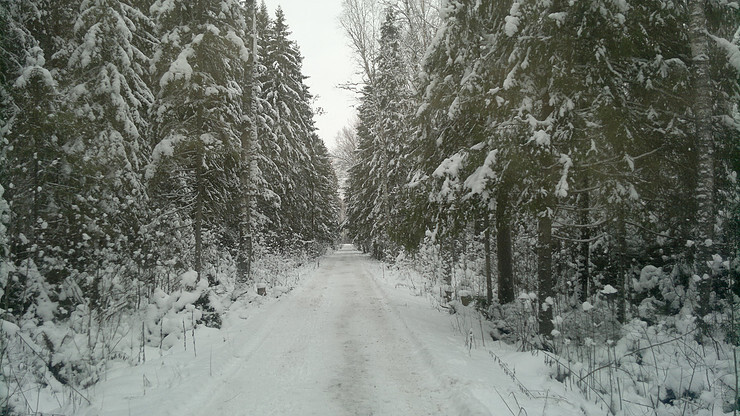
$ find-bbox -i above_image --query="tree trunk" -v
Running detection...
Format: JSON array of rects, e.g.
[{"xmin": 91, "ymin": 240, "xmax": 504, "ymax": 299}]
[
  {"xmin": 442, "ymin": 236, "xmax": 452, "ymax": 286},
  {"xmin": 537, "ymin": 214, "xmax": 553, "ymax": 338},
  {"xmin": 194, "ymin": 150, "xmax": 204, "ymax": 282},
  {"xmin": 616, "ymin": 207, "xmax": 628, "ymax": 322},
  {"xmin": 578, "ymin": 176, "xmax": 590, "ymax": 302},
  {"xmin": 238, "ymin": 2, "xmax": 259, "ymax": 282},
  {"xmin": 689, "ymin": 0, "xmax": 715, "ymax": 312},
  {"xmin": 483, "ymin": 215, "xmax": 493, "ymax": 304},
  {"xmin": 496, "ymin": 186, "xmax": 515, "ymax": 304}
]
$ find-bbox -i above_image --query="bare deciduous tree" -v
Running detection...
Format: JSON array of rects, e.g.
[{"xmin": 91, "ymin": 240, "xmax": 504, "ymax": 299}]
[
  {"xmin": 396, "ymin": 0, "xmax": 442, "ymax": 77},
  {"xmin": 340, "ymin": 0, "xmax": 442, "ymax": 88},
  {"xmin": 331, "ymin": 120, "xmax": 359, "ymax": 188},
  {"xmin": 339, "ymin": 0, "xmax": 381, "ymax": 84}
]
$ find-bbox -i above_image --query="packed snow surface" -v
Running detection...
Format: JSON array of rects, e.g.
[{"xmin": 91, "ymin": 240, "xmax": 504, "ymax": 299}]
[{"xmin": 185, "ymin": 247, "xmax": 454, "ymax": 416}]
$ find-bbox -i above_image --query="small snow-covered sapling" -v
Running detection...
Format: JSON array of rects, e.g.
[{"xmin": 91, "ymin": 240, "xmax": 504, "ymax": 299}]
[{"xmin": 466, "ymin": 328, "xmax": 475, "ymax": 355}]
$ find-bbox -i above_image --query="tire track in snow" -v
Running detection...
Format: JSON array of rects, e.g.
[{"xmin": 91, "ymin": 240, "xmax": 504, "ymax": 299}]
[{"xmin": 362, "ymin": 262, "xmax": 494, "ymax": 416}]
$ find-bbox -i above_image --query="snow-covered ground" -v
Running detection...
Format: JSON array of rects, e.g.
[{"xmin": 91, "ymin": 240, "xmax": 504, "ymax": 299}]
[{"xmin": 74, "ymin": 245, "xmax": 603, "ymax": 416}]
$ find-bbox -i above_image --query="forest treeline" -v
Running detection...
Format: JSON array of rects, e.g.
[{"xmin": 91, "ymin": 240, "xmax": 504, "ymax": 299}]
[
  {"xmin": 0, "ymin": 0, "xmax": 338, "ymax": 406},
  {"xmin": 0, "ymin": 0, "xmax": 339, "ymax": 308},
  {"xmin": 343, "ymin": 0, "xmax": 740, "ymax": 334},
  {"xmin": 342, "ymin": 0, "xmax": 738, "ymax": 351},
  {"xmin": 340, "ymin": 0, "xmax": 738, "ymax": 411}
]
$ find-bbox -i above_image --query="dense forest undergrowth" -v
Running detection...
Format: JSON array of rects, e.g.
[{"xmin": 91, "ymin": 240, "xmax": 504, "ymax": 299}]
[{"xmin": 380, "ymin": 240, "xmax": 738, "ymax": 415}]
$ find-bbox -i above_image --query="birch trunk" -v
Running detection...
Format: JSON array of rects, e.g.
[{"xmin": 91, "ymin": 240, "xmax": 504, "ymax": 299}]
[
  {"xmin": 689, "ymin": 0, "xmax": 715, "ymax": 249},
  {"xmin": 689, "ymin": 0, "xmax": 715, "ymax": 312}
]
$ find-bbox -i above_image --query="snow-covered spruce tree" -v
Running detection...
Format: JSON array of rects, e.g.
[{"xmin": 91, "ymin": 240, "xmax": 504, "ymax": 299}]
[
  {"xmin": 411, "ymin": 0, "xmax": 466, "ymax": 281},
  {"xmin": 265, "ymin": 7, "xmax": 312, "ymax": 246},
  {"xmin": 345, "ymin": 8, "xmax": 413, "ymax": 260},
  {"xmin": 148, "ymin": 0, "xmax": 250, "ymax": 283},
  {"xmin": 62, "ymin": 0, "xmax": 154, "ymax": 313},
  {"xmin": 410, "ymin": 0, "xmax": 738, "ymax": 344},
  {"xmin": 339, "ymin": 2, "xmax": 436, "ymax": 256},
  {"xmin": 465, "ymin": 0, "xmax": 523, "ymax": 308},
  {"xmin": 2, "ymin": 45, "xmax": 70, "ymax": 323},
  {"xmin": 471, "ymin": 0, "xmax": 640, "ymax": 339},
  {"xmin": 261, "ymin": 6, "xmax": 338, "ymax": 249},
  {"xmin": 374, "ymin": 8, "xmax": 415, "ymax": 256},
  {"xmin": 516, "ymin": 0, "xmax": 629, "ymax": 326},
  {"xmin": 411, "ymin": 0, "xmax": 521, "ymax": 310},
  {"xmin": 588, "ymin": 0, "xmax": 697, "ymax": 324},
  {"xmin": 1, "ymin": 0, "xmax": 159, "ymax": 393},
  {"xmin": 345, "ymin": 86, "xmax": 379, "ymax": 254},
  {"xmin": 412, "ymin": 0, "xmax": 508, "ymax": 298},
  {"xmin": 305, "ymin": 132, "xmax": 341, "ymax": 247},
  {"xmin": 248, "ymin": 0, "xmax": 281, "ymax": 251},
  {"xmin": 1, "ymin": 0, "xmax": 92, "ymax": 329},
  {"xmin": 0, "ymin": 0, "xmax": 29, "ymax": 321}
]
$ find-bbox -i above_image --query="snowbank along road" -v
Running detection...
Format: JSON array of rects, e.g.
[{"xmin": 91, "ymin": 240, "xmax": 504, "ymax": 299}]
[{"xmin": 188, "ymin": 245, "xmax": 456, "ymax": 416}]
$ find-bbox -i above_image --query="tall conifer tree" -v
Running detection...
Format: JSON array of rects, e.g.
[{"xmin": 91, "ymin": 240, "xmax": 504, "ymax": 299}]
[{"xmin": 148, "ymin": 0, "xmax": 249, "ymax": 282}]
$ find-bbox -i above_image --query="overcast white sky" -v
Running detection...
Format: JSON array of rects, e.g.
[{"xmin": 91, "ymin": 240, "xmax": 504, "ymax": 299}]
[{"xmin": 261, "ymin": 0, "xmax": 359, "ymax": 150}]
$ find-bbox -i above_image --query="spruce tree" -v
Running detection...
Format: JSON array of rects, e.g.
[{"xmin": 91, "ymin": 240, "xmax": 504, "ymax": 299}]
[
  {"xmin": 345, "ymin": 8, "xmax": 412, "ymax": 259},
  {"xmin": 54, "ymin": 0, "xmax": 156, "ymax": 310},
  {"xmin": 345, "ymin": 86, "xmax": 379, "ymax": 253},
  {"xmin": 149, "ymin": 0, "xmax": 249, "ymax": 282},
  {"xmin": 261, "ymin": 7, "xmax": 335, "ymax": 247}
]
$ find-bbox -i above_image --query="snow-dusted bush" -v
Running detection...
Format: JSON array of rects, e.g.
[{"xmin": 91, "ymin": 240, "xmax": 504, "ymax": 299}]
[
  {"xmin": 144, "ymin": 270, "xmax": 211, "ymax": 350},
  {"xmin": 539, "ymin": 257, "xmax": 739, "ymax": 416},
  {"xmin": 250, "ymin": 241, "xmax": 327, "ymax": 291}
]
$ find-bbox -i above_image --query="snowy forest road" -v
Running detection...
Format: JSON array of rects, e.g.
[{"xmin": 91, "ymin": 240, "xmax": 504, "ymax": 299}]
[{"xmin": 186, "ymin": 245, "xmax": 457, "ymax": 416}]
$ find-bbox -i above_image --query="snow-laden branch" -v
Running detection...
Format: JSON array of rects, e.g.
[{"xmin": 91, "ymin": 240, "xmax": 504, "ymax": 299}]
[{"xmin": 710, "ymin": 34, "xmax": 740, "ymax": 72}]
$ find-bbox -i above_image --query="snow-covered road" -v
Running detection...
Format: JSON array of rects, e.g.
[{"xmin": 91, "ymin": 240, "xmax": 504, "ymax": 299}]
[
  {"xmin": 187, "ymin": 245, "xmax": 454, "ymax": 416},
  {"xmin": 83, "ymin": 246, "xmax": 591, "ymax": 416}
]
